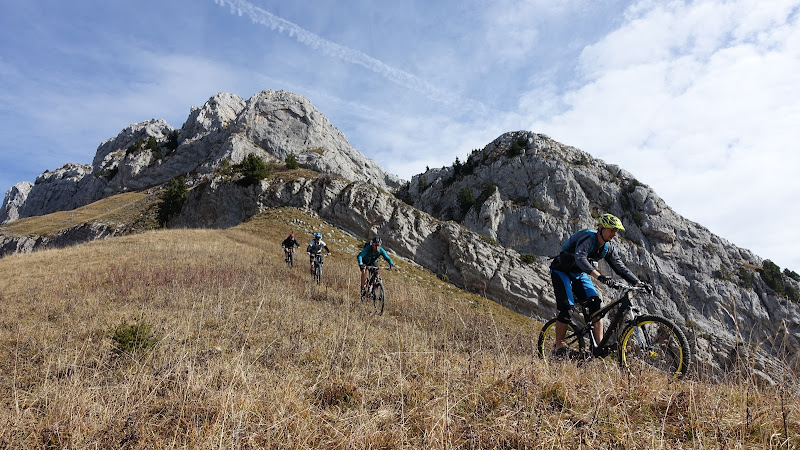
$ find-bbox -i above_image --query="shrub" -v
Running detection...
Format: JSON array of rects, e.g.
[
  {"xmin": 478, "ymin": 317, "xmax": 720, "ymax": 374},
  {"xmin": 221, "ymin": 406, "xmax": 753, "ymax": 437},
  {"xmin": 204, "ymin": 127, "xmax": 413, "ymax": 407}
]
[
  {"xmin": 417, "ymin": 175, "xmax": 430, "ymax": 192},
  {"xmin": 285, "ymin": 153, "xmax": 299, "ymax": 169},
  {"xmin": 236, "ymin": 153, "xmax": 270, "ymax": 186},
  {"xmin": 458, "ymin": 188, "xmax": 476, "ymax": 213},
  {"xmin": 218, "ymin": 159, "xmax": 233, "ymax": 176},
  {"xmin": 156, "ymin": 176, "xmax": 187, "ymax": 226},
  {"xmin": 110, "ymin": 316, "xmax": 159, "ymax": 356},
  {"xmin": 784, "ymin": 269, "xmax": 800, "ymax": 282},
  {"xmin": 573, "ymin": 154, "xmax": 589, "ymax": 165},
  {"xmin": 737, "ymin": 267, "xmax": 753, "ymax": 290},
  {"xmin": 437, "ymin": 273, "xmax": 449, "ymax": 282},
  {"xmin": 520, "ymin": 253, "xmax": 537, "ymax": 264},
  {"xmin": 146, "ymin": 136, "xmax": 159, "ymax": 151},
  {"xmin": 478, "ymin": 234, "xmax": 498, "ymax": 246},
  {"xmin": 453, "ymin": 157, "xmax": 463, "ymax": 177},
  {"xmin": 476, "ymin": 182, "xmax": 497, "ymax": 206},
  {"xmin": 786, "ymin": 285, "xmax": 800, "ymax": 304},
  {"xmin": 760, "ymin": 260, "xmax": 785, "ymax": 296},
  {"xmin": 714, "ymin": 267, "xmax": 732, "ymax": 282},
  {"xmin": 632, "ymin": 210, "xmax": 644, "ymax": 227},
  {"xmin": 125, "ymin": 139, "xmax": 144, "ymax": 157},
  {"xmin": 165, "ymin": 130, "xmax": 180, "ymax": 151}
]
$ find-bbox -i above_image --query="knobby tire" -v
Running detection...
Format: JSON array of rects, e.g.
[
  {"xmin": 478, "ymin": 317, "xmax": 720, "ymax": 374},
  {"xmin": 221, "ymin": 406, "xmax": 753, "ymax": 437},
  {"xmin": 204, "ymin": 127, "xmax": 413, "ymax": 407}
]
[
  {"xmin": 537, "ymin": 318, "xmax": 585, "ymax": 361},
  {"xmin": 372, "ymin": 284, "xmax": 385, "ymax": 315},
  {"xmin": 618, "ymin": 315, "xmax": 690, "ymax": 379}
]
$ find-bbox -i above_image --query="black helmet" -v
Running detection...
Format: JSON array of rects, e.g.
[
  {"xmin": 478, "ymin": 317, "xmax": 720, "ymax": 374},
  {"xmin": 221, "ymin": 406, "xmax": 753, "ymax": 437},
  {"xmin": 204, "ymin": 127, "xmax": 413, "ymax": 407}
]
[{"xmin": 371, "ymin": 237, "xmax": 382, "ymax": 246}]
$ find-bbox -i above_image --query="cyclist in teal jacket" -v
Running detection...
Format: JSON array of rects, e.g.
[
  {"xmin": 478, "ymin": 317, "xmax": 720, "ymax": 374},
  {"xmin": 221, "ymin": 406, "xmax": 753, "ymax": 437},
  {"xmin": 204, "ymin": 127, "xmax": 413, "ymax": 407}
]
[
  {"xmin": 549, "ymin": 213, "xmax": 644, "ymax": 357},
  {"xmin": 357, "ymin": 237, "xmax": 394, "ymax": 295}
]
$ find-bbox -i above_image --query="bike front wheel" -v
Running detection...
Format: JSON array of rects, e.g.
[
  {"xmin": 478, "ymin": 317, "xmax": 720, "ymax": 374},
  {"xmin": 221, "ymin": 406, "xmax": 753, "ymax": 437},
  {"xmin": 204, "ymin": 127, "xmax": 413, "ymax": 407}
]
[
  {"xmin": 314, "ymin": 264, "xmax": 322, "ymax": 284},
  {"xmin": 372, "ymin": 284, "xmax": 385, "ymax": 315},
  {"xmin": 618, "ymin": 315, "xmax": 690, "ymax": 379},
  {"xmin": 537, "ymin": 318, "xmax": 585, "ymax": 361}
]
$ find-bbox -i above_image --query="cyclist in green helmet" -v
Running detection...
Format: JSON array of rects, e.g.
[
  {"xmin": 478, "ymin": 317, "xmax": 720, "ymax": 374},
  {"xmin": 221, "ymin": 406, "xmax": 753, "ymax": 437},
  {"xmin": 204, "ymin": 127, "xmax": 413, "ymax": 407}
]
[{"xmin": 549, "ymin": 213, "xmax": 646, "ymax": 358}]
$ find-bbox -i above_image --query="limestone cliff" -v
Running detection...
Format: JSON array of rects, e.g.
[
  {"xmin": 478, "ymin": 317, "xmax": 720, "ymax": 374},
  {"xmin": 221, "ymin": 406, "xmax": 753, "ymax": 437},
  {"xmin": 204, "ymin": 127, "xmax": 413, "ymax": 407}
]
[{"xmin": 1, "ymin": 90, "xmax": 401, "ymax": 223}]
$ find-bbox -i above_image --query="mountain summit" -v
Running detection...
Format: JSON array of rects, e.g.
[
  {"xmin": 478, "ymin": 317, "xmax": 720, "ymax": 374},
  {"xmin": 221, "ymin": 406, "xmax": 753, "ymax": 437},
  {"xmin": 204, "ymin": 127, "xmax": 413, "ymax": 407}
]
[{"xmin": 1, "ymin": 90, "xmax": 401, "ymax": 223}]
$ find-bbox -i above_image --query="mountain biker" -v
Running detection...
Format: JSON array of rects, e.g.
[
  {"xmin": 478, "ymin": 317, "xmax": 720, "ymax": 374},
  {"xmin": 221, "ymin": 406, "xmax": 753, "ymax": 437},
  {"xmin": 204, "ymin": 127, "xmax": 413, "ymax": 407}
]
[
  {"xmin": 357, "ymin": 237, "xmax": 394, "ymax": 296},
  {"xmin": 307, "ymin": 232, "xmax": 332, "ymax": 273},
  {"xmin": 549, "ymin": 213, "xmax": 645, "ymax": 357},
  {"xmin": 281, "ymin": 232, "xmax": 300, "ymax": 262}
]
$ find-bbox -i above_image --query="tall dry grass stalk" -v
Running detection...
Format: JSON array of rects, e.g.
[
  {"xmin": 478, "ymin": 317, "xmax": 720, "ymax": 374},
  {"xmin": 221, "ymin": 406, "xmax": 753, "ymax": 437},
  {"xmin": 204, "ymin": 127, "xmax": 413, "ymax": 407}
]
[{"xmin": 0, "ymin": 207, "xmax": 797, "ymax": 448}]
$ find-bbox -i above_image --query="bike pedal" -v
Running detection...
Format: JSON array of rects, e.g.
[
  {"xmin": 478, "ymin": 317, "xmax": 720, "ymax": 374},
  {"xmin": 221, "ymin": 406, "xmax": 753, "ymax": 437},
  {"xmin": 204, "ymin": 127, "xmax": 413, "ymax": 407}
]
[{"xmin": 592, "ymin": 347, "xmax": 611, "ymax": 358}]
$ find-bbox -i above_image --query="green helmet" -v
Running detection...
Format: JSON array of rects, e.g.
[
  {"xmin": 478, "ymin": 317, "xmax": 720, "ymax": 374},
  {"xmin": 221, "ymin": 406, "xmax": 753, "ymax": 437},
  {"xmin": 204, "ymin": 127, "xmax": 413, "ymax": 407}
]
[{"xmin": 598, "ymin": 213, "xmax": 625, "ymax": 232}]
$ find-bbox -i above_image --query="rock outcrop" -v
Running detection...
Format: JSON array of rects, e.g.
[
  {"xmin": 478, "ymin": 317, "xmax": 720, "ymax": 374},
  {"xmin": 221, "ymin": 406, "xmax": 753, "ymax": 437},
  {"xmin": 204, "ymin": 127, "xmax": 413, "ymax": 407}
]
[
  {"xmin": 0, "ymin": 181, "xmax": 32, "ymax": 224},
  {"xmin": 171, "ymin": 170, "xmax": 799, "ymax": 381},
  {"xmin": 1, "ymin": 90, "xmax": 401, "ymax": 223},
  {"xmin": 0, "ymin": 222, "xmax": 121, "ymax": 255},
  {"xmin": 396, "ymin": 131, "xmax": 800, "ymax": 381}
]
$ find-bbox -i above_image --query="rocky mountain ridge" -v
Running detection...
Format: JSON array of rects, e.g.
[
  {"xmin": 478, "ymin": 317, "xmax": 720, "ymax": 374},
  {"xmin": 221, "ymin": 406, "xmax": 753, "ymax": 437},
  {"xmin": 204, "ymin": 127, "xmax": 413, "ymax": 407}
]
[
  {"xmin": 2, "ymin": 91, "xmax": 798, "ymax": 383},
  {"xmin": 1, "ymin": 90, "xmax": 400, "ymax": 224}
]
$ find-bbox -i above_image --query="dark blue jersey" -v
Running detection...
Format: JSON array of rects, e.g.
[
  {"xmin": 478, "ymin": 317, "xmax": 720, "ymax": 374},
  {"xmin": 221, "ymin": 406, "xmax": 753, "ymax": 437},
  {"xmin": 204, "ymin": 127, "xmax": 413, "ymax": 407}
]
[{"xmin": 550, "ymin": 229, "xmax": 638, "ymax": 284}]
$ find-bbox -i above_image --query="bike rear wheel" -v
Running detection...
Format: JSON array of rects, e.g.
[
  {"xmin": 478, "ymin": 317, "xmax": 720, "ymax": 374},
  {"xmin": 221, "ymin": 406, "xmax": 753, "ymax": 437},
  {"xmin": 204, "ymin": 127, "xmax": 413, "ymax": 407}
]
[
  {"xmin": 372, "ymin": 284, "xmax": 385, "ymax": 315},
  {"xmin": 618, "ymin": 315, "xmax": 690, "ymax": 379},
  {"xmin": 537, "ymin": 318, "xmax": 585, "ymax": 361}
]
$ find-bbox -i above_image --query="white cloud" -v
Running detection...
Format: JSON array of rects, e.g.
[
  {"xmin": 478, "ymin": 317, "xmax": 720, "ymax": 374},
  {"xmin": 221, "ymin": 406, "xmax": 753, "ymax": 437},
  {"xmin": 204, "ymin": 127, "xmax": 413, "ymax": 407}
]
[{"xmin": 530, "ymin": 0, "xmax": 800, "ymax": 270}]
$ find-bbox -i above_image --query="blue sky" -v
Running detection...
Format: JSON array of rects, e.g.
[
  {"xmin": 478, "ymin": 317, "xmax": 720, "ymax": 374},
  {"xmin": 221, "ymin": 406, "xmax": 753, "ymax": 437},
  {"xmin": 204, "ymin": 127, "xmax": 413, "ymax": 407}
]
[{"xmin": 2, "ymin": 0, "xmax": 799, "ymax": 272}]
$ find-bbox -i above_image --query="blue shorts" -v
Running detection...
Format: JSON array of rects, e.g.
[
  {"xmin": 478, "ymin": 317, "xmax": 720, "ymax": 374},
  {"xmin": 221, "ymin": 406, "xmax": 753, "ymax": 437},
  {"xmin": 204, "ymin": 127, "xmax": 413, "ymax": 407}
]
[{"xmin": 550, "ymin": 270, "xmax": 600, "ymax": 319}]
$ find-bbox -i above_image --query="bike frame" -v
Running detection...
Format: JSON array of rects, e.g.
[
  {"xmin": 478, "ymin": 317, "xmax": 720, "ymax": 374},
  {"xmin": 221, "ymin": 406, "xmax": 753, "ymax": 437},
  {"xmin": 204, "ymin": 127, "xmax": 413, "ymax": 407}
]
[
  {"xmin": 365, "ymin": 266, "xmax": 385, "ymax": 288},
  {"xmin": 569, "ymin": 286, "xmax": 642, "ymax": 353},
  {"xmin": 313, "ymin": 253, "xmax": 325, "ymax": 267}
]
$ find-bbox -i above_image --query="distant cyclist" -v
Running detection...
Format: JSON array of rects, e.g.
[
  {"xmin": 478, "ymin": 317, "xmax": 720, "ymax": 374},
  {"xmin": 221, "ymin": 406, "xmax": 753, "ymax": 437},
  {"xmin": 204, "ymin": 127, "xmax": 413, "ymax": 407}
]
[
  {"xmin": 307, "ymin": 232, "xmax": 332, "ymax": 273},
  {"xmin": 281, "ymin": 232, "xmax": 300, "ymax": 262},
  {"xmin": 549, "ymin": 213, "xmax": 645, "ymax": 357},
  {"xmin": 357, "ymin": 237, "xmax": 394, "ymax": 296}
]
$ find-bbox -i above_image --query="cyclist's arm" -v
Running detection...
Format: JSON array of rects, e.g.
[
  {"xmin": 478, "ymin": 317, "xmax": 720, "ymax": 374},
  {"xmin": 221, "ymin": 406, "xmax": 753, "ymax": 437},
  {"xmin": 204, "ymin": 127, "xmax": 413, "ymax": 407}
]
[
  {"xmin": 357, "ymin": 247, "xmax": 367, "ymax": 265},
  {"xmin": 604, "ymin": 246, "xmax": 640, "ymax": 284},
  {"xmin": 573, "ymin": 237, "xmax": 598, "ymax": 275},
  {"xmin": 379, "ymin": 248, "xmax": 394, "ymax": 267}
]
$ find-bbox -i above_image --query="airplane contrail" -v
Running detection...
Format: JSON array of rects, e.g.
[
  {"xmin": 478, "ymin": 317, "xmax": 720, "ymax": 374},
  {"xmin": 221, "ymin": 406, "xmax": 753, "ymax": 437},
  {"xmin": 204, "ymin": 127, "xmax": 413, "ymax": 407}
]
[{"xmin": 214, "ymin": 0, "xmax": 488, "ymax": 113}]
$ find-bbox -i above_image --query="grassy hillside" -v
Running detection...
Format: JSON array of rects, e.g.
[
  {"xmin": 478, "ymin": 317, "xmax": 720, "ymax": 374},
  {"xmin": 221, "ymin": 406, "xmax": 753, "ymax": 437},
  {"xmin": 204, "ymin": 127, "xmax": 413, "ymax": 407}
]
[
  {"xmin": 0, "ymin": 190, "xmax": 160, "ymax": 238},
  {"xmin": 0, "ymin": 207, "xmax": 797, "ymax": 448}
]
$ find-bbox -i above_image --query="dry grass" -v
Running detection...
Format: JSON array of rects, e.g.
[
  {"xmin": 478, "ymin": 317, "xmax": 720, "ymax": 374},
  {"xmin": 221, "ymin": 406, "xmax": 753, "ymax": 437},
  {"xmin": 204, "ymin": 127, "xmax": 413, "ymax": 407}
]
[
  {"xmin": 0, "ymin": 191, "xmax": 159, "ymax": 237},
  {"xmin": 0, "ymin": 207, "xmax": 797, "ymax": 449}
]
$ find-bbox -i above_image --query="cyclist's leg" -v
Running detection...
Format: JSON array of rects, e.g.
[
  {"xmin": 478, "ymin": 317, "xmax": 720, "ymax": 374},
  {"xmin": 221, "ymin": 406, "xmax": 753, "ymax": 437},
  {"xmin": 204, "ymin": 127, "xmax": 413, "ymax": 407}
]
[
  {"xmin": 550, "ymin": 270, "xmax": 576, "ymax": 351},
  {"xmin": 360, "ymin": 266, "xmax": 368, "ymax": 291},
  {"xmin": 573, "ymin": 274, "xmax": 603, "ymax": 345}
]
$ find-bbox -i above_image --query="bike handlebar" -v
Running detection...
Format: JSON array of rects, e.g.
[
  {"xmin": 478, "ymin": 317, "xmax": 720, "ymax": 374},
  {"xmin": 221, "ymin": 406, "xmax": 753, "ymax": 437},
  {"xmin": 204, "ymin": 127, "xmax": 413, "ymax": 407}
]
[{"xmin": 610, "ymin": 282, "xmax": 653, "ymax": 295}]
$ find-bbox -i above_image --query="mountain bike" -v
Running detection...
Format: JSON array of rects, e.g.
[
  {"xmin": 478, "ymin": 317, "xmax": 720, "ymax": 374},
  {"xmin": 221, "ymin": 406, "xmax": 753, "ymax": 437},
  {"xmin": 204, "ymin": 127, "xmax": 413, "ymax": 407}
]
[
  {"xmin": 283, "ymin": 247, "xmax": 295, "ymax": 267},
  {"xmin": 309, "ymin": 253, "xmax": 328, "ymax": 285},
  {"xmin": 361, "ymin": 266, "xmax": 389, "ymax": 315},
  {"xmin": 537, "ymin": 283, "xmax": 691, "ymax": 379}
]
